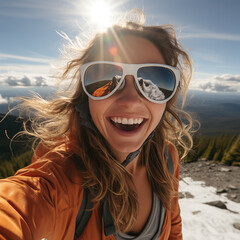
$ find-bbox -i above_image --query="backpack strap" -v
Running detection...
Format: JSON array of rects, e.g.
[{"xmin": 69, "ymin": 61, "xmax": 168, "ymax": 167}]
[
  {"xmin": 166, "ymin": 148, "xmax": 174, "ymax": 175},
  {"xmin": 74, "ymin": 148, "xmax": 174, "ymax": 239},
  {"xmin": 102, "ymin": 197, "xmax": 116, "ymax": 236},
  {"xmin": 74, "ymin": 188, "xmax": 93, "ymax": 240}
]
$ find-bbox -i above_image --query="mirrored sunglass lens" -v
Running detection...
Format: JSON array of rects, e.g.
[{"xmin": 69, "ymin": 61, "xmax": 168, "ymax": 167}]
[
  {"xmin": 137, "ymin": 66, "xmax": 176, "ymax": 101},
  {"xmin": 84, "ymin": 64, "xmax": 123, "ymax": 97}
]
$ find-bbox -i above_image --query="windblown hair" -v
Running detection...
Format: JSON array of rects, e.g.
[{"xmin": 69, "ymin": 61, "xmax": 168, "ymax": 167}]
[{"xmin": 15, "ymin": 16, "xmax": 193, "ymax": 232}]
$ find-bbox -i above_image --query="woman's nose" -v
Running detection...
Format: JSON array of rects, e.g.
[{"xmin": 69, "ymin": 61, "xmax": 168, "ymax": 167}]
[{"xmin": 115, "ymin": 75, "xmax": 143, "ymax": 107}]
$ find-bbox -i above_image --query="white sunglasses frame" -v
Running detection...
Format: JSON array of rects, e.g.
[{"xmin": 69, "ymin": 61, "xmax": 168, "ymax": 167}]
[{"xmin": 81, "ymin": 61, "xmax": 180, "ymax": 104}]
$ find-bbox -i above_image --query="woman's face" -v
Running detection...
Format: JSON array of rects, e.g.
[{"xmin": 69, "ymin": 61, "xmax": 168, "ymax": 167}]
[{"xmin": 88, "ymin": 35, "xmax": 166, "ymax": 161}]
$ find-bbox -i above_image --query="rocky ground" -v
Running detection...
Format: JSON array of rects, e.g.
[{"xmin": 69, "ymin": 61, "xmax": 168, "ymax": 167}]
[{"xmin": 179, "ymin": 159, "xmax": 240, "ymax": 203}]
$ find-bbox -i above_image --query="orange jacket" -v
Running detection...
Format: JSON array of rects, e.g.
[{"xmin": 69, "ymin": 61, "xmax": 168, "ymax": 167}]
[{"xmin": 0, "ymin": 141, "xmax": 182, "ymax": 240}]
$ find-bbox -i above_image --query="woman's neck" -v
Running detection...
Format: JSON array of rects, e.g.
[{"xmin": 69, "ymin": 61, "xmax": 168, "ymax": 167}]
[{"xmin": 111, "ymin": 149, "xmax": 141, "ymax": 174}]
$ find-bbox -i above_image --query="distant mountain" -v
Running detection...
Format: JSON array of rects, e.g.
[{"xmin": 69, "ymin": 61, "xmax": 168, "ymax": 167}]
[{"xmin": 184, "ymin": 90, "xmax": 240, "ymax": 135}]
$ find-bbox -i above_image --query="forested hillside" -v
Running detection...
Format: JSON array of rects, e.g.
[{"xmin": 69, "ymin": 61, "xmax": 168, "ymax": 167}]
[
  {"xmin": 0, "ymin": 113, "xmax": 240, "ymax": 179},
  {"xmin": 0, "ymin": 114, "xmax": 33, "ymax": 178},
  {"xmin": 184, "ymin": 134, "xmax": 240, "ymax": 166}
]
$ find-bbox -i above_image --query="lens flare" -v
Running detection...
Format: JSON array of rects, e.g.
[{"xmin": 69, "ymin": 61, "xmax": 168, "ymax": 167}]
[
  {"xmin": 109, "ymin": 46, "xmax": 117, "ymax": 57},
  {"xmin": 89, "ymin": 0, "xmax": 112, "ymax": 32}
]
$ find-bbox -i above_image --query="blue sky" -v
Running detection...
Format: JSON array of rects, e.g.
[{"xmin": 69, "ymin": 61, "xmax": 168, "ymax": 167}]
[{"xmin": 0, "ymin": 0, "xmax": 240, "ymax": 97}]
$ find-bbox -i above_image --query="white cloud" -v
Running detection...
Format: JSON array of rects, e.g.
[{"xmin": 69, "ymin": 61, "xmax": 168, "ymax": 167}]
[
  {"xmin": 193, "ymin": 51, "xmax": 222, "ymax": 64},
  {"xmin": 0, "ymin": 52, "xmax": 55, "ymax": 77},
  {"xmin": 178, "ymin": 26, "xmax": 240, "ymax": 42},
  {"xmin": 0, "ymin": 0, "xmax": 70, "ymax": 19},
  {"xmin": 0, "ymin": 63, "xmax": 52, "ymax": 75},
  {"xmin": 0, "ymin": 52, "xmax": 58, "ymax": 87},
  {"xmin": 0, "ymin": 74, "xmax": 56, "ymax": 87},
  {"xmin": 190, "ymin": 74, "xmax": 240, "ymax": 93},
  {"xmin": 0, "ymin": 0, "xmax": 91, "ymax": 22},
  {"xmin": 0, "ymin": 53, "xmax": 52, "ymax": 64},
  {"xmin": 180, "ymin": 32, "xmax": 240, "ymax": 41},
  {"xmin": 5, "ymin": 76, "xmax": 31, "ymax": 86},
  {"xmin": 0, "ymin": 94, "xmax": 8, "ymax": 104}
]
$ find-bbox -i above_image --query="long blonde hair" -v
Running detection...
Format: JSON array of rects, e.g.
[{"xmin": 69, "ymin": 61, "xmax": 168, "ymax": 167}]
[{"xmin": 16, "ymin": 20, "xmax": 193, "ymax": 232}]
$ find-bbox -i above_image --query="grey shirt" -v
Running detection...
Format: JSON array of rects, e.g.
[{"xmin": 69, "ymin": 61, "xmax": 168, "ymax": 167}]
[{"xmin": 115, "ymin": 193, "xmax": 166, "ymax": 240}]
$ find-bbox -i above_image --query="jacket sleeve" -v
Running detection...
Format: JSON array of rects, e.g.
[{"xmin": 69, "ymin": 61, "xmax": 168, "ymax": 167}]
[
  {"xmin": 168, "ymin": 143, "xmax": 183, "ymax": 240},
  {"xmin": 0, "ymin": 145, "xmax": 83, "ymax": 240},
  {"xmin": 0, "ymin": 163, "xmax": 58, "ymax": 240},
  {"xmin": 0, "ymin": 174, "xmax": 56, "ymax": 240}
]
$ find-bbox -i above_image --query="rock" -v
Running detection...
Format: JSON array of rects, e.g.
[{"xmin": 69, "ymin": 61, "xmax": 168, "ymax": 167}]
[
  {"xmin": 179, "ymin": 192, "xmax": 184, "ymax": 199},
  {"xmin": 192, "ymin": 210, "xmax": 201, "ymax": 215},
  {"xmin": 185, "ymin": 192, "xmax": 194, "ymax": 199},
  {"xmin": 233, "ymin": 222, "xmax": 240, "ymax": 231},
  {"xmin": 220, "ymin": 167, "xmax": 231, "ymax": 172},
  {"xmin": 205, "ymin": 200, "xmax": 228, "ymax": 210},
  {"xmin": 228, "ymin": 185, "xmax": 238, "ymax": 190},
  {"xmin": 216, "ymin": 188, "xmax": 227, "ymax": 194},
  {"xmin": 198, "ymin": 164, "xmax": 203, "ymax": 168},
  {"xmin": 179, "ymin": 192, "xmax": 194, "ymax": 199},
  {"xmin": 230, "ymin": 194, "xmax": 237, "ymax": 199},
  {"xmin": 199, "ymin": 158, "xmax": 207, "ymax": 161}
]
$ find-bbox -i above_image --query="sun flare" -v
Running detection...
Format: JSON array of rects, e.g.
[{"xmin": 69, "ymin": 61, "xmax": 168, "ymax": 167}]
[{"xmin": 89, "ymin": 0, "xmax": 113, "ymax": 32}]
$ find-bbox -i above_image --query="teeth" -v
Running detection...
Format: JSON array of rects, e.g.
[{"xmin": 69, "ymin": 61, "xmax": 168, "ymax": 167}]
[
  {"xmin": 134, "ymin": 119, "xmax": 138, "ymax": 124},
  {"xmin": 111, "ymin": 117, "xmax": 143, "ymax": 125}
]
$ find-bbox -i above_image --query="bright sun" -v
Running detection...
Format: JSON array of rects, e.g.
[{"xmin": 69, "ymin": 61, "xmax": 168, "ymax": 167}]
[{"xmin": 89, "ymin": 0, "xmax": 113, "ymax": 32}]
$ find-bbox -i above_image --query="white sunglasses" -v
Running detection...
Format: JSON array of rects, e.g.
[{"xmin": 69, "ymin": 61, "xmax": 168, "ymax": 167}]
[{"xmin": 81, "ymin": 61, "xmax": 180, "ymax": 103}]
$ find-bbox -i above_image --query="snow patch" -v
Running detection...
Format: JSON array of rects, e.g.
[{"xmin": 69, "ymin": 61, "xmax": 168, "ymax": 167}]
[{"xmin": 179, "ymin": 177, "xmax": 240, "ymax": 240}]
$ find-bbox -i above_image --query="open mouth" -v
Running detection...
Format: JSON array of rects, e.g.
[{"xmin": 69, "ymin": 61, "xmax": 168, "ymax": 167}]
[{"xmin": 109, "ymin": 117, "xmax": 145, "ymax": 132}]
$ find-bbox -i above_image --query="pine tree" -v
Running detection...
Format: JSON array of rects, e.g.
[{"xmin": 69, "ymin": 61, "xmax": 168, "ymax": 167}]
[
  {"xmin": 213, "ymin": 134, "xmax": 230, "ymax": 162},
  {"xmin": 197, "ymin": 136, "xmax": 211, "ymax": 159},
  {"xmin": 222, "ymin": 135, "xmax": 240, "ymax": 165},
  {"xmin": 202, "ymin": 137, "xmax": 216, "ymax": 160}
]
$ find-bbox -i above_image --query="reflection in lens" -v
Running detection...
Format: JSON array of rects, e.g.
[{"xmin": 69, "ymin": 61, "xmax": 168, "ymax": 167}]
[
  {"xmin": 137, "ymin": 66, "xmax": 176, "ymax": 100},
  {"xmin": 137, "ymin": 78, "xmax": 165, "ymax": 101},
  {"xmin": 92, "ymin": 75, "xmax": 121, "ymax": 97},
  {"xmin": 84, "ymin": 64, "xmax": 122, "ymax": 97}
]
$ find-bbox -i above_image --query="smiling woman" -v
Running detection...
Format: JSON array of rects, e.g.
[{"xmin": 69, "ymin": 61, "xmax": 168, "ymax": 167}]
[{"xmin": 0, "ymin": 9, "xmax": 193, "ymax": 240}]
